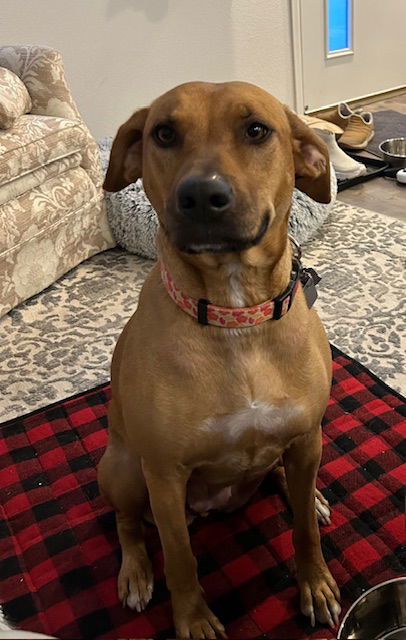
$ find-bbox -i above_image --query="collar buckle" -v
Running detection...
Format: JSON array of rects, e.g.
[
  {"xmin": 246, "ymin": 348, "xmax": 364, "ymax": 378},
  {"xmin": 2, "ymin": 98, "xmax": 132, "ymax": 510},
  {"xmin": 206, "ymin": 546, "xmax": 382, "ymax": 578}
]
[{"xmin": 197, "ymin": 298, "xmax": 209, "ymax": 325}]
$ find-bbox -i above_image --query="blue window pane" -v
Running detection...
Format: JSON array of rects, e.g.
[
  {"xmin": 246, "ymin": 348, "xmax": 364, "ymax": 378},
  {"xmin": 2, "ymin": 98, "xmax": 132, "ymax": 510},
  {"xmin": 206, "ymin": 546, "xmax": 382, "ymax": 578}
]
[{"xmin": 328, "ymin": 0, "xmax": 349, "ymax": 52}]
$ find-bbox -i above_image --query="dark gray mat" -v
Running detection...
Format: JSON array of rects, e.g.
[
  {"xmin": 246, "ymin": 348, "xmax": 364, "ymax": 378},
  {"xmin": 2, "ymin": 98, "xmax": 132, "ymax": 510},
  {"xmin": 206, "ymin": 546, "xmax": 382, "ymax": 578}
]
[{"xmin": 367, "ymin": 109, "xmax": 406, "ymax": 155}]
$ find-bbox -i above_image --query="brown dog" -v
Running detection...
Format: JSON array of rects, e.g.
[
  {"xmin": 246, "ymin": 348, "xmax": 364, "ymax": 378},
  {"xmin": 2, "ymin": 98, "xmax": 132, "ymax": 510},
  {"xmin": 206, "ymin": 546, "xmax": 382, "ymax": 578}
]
[{"xmin": 99, "ymin": 81, "xmax": 341, "ymax": 638}]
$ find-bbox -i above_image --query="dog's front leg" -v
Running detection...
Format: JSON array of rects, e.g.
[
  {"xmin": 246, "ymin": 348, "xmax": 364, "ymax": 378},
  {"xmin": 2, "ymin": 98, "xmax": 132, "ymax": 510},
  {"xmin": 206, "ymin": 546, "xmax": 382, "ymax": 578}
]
[
  {"xmin": 142, "ymin": 460, "xmax": 226, "ymax": 639},
  {"xmin": 283, "ymin": 429, "xmax": 341, "ymax": 629}
]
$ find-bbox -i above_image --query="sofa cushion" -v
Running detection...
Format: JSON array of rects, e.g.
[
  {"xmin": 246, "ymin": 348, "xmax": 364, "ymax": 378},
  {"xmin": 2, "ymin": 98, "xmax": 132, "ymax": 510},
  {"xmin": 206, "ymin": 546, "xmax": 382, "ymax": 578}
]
[
  {"xmin": 0, "ymin": 166, "xmax": 98, "ymax": 252},
  {"xmin": 0, "ymin": 167, "xmax": 113, "ymax": 316},
  {"xmin": 0, "ymin": 115, "xmax": 88, "ymax": 188},
  {"xmin": 0, "ymin": 67, "xmax": 32, "ymax": 129},
  {"xmin": 0, "ymin": 152, "xmax": 82, "ymax": 206}
]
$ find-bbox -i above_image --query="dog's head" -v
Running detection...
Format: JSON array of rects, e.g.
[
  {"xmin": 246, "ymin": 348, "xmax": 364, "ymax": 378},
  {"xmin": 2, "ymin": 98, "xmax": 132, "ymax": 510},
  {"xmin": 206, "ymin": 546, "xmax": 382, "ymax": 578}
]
[{"xmin": 104, "ymin": 82, "xmax": 330, "ymax": 256}]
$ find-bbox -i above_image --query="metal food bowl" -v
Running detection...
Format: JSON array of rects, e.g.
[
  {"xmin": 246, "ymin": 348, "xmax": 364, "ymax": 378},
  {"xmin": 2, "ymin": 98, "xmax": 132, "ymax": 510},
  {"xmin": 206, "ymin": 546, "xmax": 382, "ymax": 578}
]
[
  {"xmin": 338, "ymin": 577, "xmax": 406, "ymax": 640},
  {"xmin": 379, "ymin": 138, "xmax": 406, "ymax": 168}
]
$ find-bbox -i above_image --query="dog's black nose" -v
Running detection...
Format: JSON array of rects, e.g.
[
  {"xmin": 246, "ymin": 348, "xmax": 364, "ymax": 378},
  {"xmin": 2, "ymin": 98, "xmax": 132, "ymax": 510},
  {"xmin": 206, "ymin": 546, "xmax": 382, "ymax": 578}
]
[{"xmin": 176, "ymin": 174, "xmax": 233, "ymax": 220}]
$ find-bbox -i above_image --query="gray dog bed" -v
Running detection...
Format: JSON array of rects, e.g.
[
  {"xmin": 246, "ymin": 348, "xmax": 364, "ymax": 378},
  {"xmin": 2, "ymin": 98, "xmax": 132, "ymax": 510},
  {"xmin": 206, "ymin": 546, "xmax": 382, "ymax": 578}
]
[{"xmin": 98, "ymin": 137, "xmax": 337, "ymax": 259}]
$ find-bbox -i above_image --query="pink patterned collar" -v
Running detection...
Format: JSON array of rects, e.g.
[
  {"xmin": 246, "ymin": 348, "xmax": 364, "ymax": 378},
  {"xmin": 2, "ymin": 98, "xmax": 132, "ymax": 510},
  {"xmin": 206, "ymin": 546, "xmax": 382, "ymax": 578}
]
[{"xmin": 160, "ymin": 260, "xmax": 303, "ymax": 328}]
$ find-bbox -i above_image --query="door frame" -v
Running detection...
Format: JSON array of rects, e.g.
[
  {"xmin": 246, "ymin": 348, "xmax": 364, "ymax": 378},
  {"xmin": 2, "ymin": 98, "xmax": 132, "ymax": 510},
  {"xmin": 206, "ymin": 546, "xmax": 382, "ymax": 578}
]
[{"xmin": 290, "ymin": 0, "xmax": 305, "ymax": 113}]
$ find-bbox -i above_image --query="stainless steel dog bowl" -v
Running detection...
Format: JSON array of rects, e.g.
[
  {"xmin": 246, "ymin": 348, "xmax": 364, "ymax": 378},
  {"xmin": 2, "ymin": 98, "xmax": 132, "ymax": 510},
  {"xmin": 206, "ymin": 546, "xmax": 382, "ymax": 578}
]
[
  {"xmin": 379, "ymin": 138, "xmax": 406, "ymax": 168},
  {"xmin": 338, "ymin": 577, "xmax": 406, "ymax": 640}
]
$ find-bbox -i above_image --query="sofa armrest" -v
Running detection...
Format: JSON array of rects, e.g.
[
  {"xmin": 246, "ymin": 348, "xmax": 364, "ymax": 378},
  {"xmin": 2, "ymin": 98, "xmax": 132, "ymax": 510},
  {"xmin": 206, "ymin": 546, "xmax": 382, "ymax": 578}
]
[
  {"xmin": 0, "ymin": 45, "xmax": 82, "ymax": 121},
  {"xmin": 0, "ymin": 45, "xmax": 104, "ymax": 188}
]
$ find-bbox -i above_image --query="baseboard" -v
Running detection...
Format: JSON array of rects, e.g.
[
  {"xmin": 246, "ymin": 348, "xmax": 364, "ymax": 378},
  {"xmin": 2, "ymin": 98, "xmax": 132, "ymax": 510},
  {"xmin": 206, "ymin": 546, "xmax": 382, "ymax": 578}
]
[{"xmin": 307, "ymin": 85, "xmax": 406, "ymax": 115}]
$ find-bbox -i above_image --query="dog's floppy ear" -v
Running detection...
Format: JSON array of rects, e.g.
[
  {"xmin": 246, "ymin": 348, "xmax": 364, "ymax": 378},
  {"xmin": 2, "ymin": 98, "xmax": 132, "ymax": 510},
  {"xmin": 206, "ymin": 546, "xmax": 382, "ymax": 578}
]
[
  {"xmin": 103, "ymin": 108, "xmax": 149, "ymax": 192},
  {"xmin": 284, "ymin": 107, "xmax": 331, "ymax": 204}
]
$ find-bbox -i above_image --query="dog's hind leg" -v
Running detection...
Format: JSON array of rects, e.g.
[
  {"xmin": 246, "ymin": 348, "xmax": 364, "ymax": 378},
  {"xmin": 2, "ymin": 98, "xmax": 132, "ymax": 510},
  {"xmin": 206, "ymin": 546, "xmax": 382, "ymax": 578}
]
[
  {"xmin": 272, "ymin": 463, "xmax": 331, "ymax": 525},
  {"xmin": 98, "ymin": 400, "xmax": 153, "ymax": 612}
]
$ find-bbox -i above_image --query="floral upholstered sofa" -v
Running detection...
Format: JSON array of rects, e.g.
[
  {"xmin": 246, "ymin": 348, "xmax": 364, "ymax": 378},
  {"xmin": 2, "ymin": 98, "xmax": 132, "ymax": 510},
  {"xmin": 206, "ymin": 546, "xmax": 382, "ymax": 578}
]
[{"xmin": 0, "ymin": 45, "xmax": 114, "ymax": 317}]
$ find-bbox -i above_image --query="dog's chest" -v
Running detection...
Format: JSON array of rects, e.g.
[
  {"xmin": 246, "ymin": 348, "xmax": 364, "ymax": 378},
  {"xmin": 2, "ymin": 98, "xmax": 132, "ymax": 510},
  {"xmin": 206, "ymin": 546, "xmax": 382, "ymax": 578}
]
[
  {"xmin": 201, "ymin": 400, "xmax": 302, "ymax": 446},
  {"xmin": 197, "ymin": 394, "xmax": 303, "ymax": 483},
  {"xmin": 210, "ymin": 339, "xmax": 302, "ymax": 438},
  {"xmin": 188, "ymin": 400, "xmax": 301, "ymax": 516},
  {"xmin": 195, "ymin": 339, "xmax": 305, "ymax": 474}
]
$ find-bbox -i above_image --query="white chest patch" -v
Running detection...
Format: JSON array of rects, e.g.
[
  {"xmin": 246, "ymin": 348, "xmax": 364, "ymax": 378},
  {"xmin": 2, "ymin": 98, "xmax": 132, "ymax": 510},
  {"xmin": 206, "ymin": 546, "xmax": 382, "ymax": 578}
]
[
  {"xmin": 201, "ymin": 401, "xmax": 302, "ymax": 443},
  {"xmin": 224, "ymin": 263, "xmax": 246, "ymax": 307}
]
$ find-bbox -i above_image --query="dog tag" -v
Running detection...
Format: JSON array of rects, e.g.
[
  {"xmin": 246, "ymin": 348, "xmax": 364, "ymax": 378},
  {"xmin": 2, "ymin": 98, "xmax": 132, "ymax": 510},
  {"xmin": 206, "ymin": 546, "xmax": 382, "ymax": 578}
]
[{"xmin": 301, "ymin": 268, "xmax": 321, "ymax": 309}]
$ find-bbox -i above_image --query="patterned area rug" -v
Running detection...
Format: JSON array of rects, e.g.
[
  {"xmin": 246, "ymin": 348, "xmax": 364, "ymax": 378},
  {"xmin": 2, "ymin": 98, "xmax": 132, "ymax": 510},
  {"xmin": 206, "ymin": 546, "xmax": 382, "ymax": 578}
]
[
  {"xmin": 0, "ymin": 201, "xmax": 404, "ymax": 423},
  {"xmin": 0, "ymin": 347, "xmax": 404, "ymax": 639}
]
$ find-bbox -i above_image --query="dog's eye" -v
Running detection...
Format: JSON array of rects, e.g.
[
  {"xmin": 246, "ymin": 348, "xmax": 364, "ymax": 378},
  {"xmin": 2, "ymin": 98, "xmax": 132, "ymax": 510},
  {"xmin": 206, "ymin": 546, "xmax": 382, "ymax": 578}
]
[
  {"xmin": 246, "ymin": 122, "xmax": 270, "ymax": 143},
  {"xmin": 153, "ymin": 124, "xmax": 176, "ymax": 147}
]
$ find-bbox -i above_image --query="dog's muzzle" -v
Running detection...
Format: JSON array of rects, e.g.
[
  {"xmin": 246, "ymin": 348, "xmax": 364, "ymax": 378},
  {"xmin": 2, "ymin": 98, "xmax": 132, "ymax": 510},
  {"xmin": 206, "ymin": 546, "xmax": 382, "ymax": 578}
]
[
  {"xmin": 176, "ymin": 174, "xmax": 234, "ymax": 223},
  {"xmin": 169, "ymin": 173, "xmax": 270, "ymax": 254}
]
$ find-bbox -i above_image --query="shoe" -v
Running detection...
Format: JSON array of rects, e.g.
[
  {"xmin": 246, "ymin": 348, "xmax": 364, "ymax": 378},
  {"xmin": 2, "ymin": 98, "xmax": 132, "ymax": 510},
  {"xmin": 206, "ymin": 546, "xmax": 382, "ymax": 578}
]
[
  {"xmin": 313, "ymin": 128, "xmax": 367, "ymax": 180},
  {"xmin": 300, "ymin": 114, "xmax": 343, "ymax": 135},
  {"xmin": 338, "ymin": 112, "xmax": 374, "ymax": 150},
  {"xmin": 316, "ymin": 102, "xmax": 361, "ymax": 129}
]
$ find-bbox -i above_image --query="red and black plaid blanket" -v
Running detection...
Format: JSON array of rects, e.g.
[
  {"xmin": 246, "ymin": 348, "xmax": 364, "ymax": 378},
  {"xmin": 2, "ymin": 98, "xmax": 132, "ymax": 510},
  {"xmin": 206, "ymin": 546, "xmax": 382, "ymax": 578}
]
[{"xmin": 0, "ymin": 346, "xmax": 405, "ymax": 639}]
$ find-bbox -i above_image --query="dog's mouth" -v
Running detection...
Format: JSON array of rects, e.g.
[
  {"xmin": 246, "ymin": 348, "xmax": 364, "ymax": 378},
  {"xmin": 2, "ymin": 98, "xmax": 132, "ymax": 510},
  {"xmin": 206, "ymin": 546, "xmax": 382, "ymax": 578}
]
[{"xmin": 178, "ymin": 210, "xmax": 270, "ymax": 255}]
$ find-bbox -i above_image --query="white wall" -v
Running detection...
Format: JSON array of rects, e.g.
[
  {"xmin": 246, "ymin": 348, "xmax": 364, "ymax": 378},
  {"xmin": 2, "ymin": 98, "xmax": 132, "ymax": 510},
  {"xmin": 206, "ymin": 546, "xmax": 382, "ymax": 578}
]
[{"xmin": 1, "ymin": 0, "xmax": 295, "ymax": 139}]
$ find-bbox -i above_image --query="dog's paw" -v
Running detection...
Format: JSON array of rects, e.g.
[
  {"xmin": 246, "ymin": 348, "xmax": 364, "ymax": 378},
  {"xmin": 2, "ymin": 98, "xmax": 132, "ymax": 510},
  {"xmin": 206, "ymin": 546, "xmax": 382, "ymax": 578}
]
[
  {"xmin": 315, "ymin": 489, "xmax": 331, "ymax": 526},
  {"xmin": 173, "ymin": 593, "xmax": 227, "ymax": 639},
  {"xmin": 298, "ymin": 562, "xmax": 341, "ymax": 628},
  {"xmin": 118, "ymin": 552, "xmax": 154, "ymax": 612}
]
